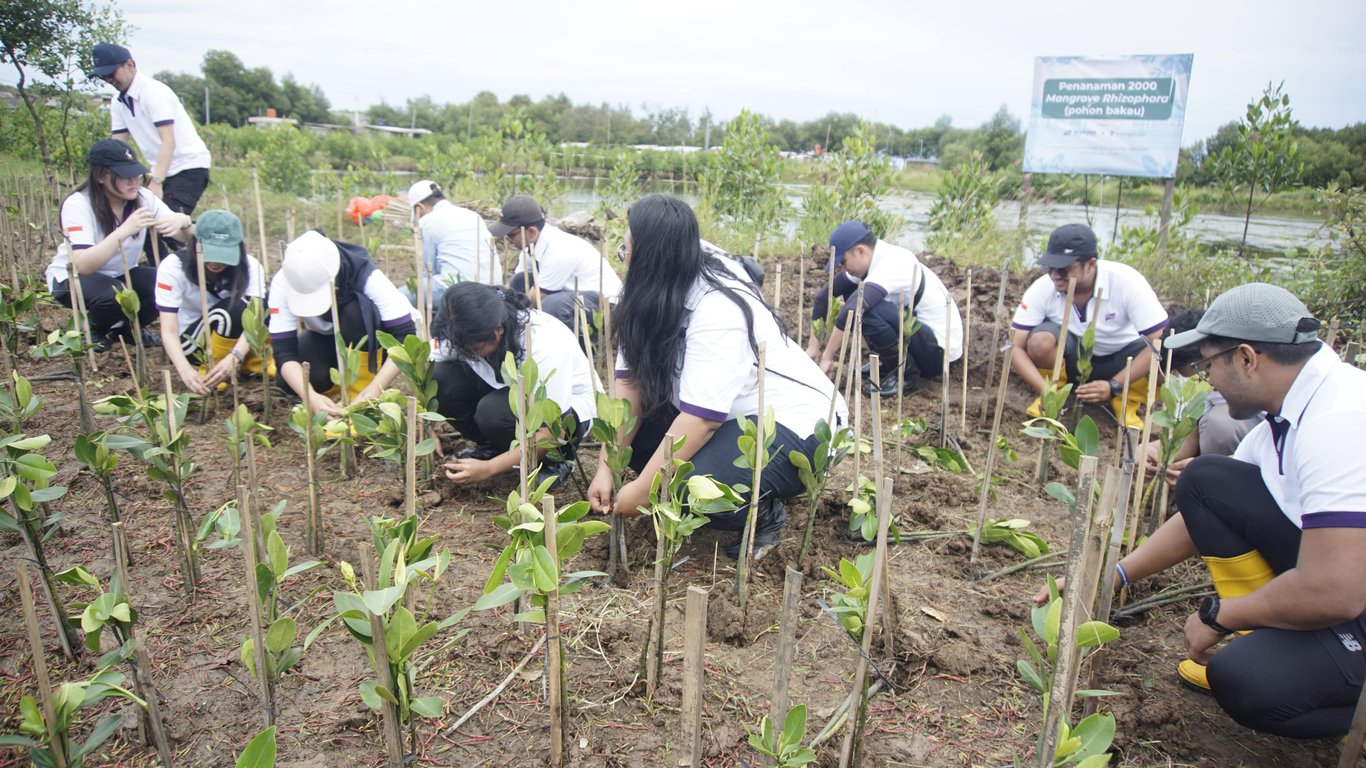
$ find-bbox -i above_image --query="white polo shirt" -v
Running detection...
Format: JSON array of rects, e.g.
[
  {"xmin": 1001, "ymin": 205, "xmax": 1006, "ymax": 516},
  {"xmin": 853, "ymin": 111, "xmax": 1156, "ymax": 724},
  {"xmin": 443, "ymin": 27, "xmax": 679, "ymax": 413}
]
[
  {"xmin": 517, "ymin": 224, "xmax": 623, "ymax": 300},
  {"xmin": 154, "ymin": 252, "xmax": 266, "ymax": 329},
  {"xmin": 419, "ymin": 200, "xmax": 501, "ymax": 291},
  {"xmin": 110, "ymin": 73, "xmax": 211, "ymax": 177},
  {"xmin": 266, "ymin": 269, "xmax": 414, "ymax": 335},
  {"xmin": 1012, "ymin": 260, "xmax": 1168, "ymax": 356},
  {"xmin": 1231, "ymin": 344, "xmax": 1366, "ymax": 530},
  {"xmin": 848, "ymin": 240, "xmax": 963, "ymax": 362},
  {"xmin": 616, "ymin": 270, "xmax": 848, "ymax": 438},
  {"xmin": 46, "ymin": 188, "xmax": 176, "ymax": 289},
  {"xmin": 432, "ymin": 309, "xmax": 599, "ymax": 421}
]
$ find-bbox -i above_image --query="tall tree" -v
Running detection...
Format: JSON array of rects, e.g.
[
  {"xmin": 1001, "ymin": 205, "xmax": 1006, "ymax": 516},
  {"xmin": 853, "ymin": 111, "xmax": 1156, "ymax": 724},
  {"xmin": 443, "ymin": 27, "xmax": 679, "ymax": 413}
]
[
  {"xmin": 1211, "ymin": 82, "xmax": 1305, "ymax": 256},
  {"xmin": 0, "ymin": 0, "xmax": 127, "ymax": 181}
]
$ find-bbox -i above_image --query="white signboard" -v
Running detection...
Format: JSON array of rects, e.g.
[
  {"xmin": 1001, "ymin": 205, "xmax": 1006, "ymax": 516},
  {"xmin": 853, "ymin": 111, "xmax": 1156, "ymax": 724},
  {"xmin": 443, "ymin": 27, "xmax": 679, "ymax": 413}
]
[{"xmin": 1023, "ymin": 54, "xmax": 1194, "ymax": 178}]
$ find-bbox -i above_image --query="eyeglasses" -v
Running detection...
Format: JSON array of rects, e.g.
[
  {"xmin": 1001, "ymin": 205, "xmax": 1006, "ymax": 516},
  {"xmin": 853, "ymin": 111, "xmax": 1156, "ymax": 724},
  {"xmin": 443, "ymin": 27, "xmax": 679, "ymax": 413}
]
[
  {"xmin": 1192, "ymin": 345, "xmax": 1243, "ymax": 380},
  {"xmin": 615, "ymin": 241, "xmax": 629, "ymax": 263}
]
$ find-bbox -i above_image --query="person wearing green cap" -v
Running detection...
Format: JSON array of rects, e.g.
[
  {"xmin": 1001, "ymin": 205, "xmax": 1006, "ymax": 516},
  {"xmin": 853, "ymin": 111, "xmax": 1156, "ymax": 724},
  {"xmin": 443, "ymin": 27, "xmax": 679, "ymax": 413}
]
[
  {"xmin": 46, "ymin": 138, "xmax": 192, "ymax": 349},
  {"xmin": 1044, "ymin": 283, "xmax": 1366, "ymax": 740},
  {"xmin": 154, "ymin": 210, "xmax": 267, "ymax": 395}
]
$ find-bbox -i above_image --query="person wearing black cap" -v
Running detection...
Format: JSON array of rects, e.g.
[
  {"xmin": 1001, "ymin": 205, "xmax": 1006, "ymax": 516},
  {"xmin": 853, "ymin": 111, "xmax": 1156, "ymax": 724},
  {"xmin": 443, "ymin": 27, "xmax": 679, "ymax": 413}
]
[
  {"xmin": 45, "ymin": 138, "xmax": 192, "ymax": 348},
  {"xmin": 1010, "ymin": 223, "xmax": 1168, "ymax": 428},
  {"xmin": 806, "ymin": 220, "xmax": 962, "ymax": 397},
  {"xmin": 1043, "ymin": 283, "xmax": 1366, "ymax": 740},
  {"xmin": 91, "ymin": 43, "xmax": 211, "ymax": 215},
  {"xmin": 492, "ymin": 195, "xmax": 622, "ymax": 331}
]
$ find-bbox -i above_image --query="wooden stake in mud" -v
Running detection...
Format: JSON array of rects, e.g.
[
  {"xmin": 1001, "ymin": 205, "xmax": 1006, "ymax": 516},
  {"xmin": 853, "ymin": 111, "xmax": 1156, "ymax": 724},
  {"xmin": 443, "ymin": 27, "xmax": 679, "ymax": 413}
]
[
  {"xmin": 773, "ymin": 263, "xmax": 784, "ymax": 315},
  {"xmin": 1122, "ymin": 359, "xmax": 1163, "ymax": 560},
  {"xmin": 328, "ymin": 279, "xmax": 354, "ymax": 479},
  {"xmin": 960, "ymin": 270, "xmax": 972, "ymax": 435},
  {"xmin": 404, "ymin": 397, "xmax": 418, "ymax": 518},
  {"xmin": 769, "ymin": 567, "xmax": 804, "ymax": 756},
  {"xmin": 195, "ymin": 238, "xmax": 213, "ymax": 418},
  {"xmin": 151, "ymin": 231, "xmax": 163, "ymax": 268},
  {"xmin": 163, "ymin": 370, "xmax": 200, "ymax": 591},
  {"xmin": 1324, "ymin": 318, "xmax": 1341, "ymax": 351},
  {"xmin": 237, "ymin": 484, "xmax": 275, "ymax": 726},
  {"xmin": 970, "ymin": 344, "xmax": 1016, "ymax": 566},
  {"xmin": 1086, "ymin": 429, "xmax": 1137, "ymax": 716},
  {"xmin": 1041, "ymin": 460, "xmax": 1114, "ymax": 768},
  {"xmin": 796, "ymin": 249, "xmax": 807, "ymax": 345},
  {"xmin": 1035, "ymin": 276, "xmax": 1078, "ymax": 483},
  {"xmin": 253, "ymin": 169, "xmax": 270, "ymax": 273},
  {"xmin": 844, "ymin": 284, "xmax": 866, "ymax": 410},
  {"xmin": 111, "ymin": 524, "xmax": 175, "ymax": 767},
  {"xmin": 1338, "ymin": 679, "xmax": 1366, "ymax": 768},
  {"xmin": 940, "ymin": 288, "xmax": 953, "ymax": 449},
  {"xmin": 825, "ymin": 295, "xmax": 854, "ymax": 432},
  {"xmin": 895, "ymin": 293, "xmax": 907, "ymax": 474},
  {"xmin": 978, "ymin": 259, "xmax": 1010, "ymax": 420},
  {"xmin": 301, "ymin": 363, "xmax": 323, "ymax": 555},
  {"xmin": 737, "ymin": 343, "xmax": 768, "ymax": 614},
  {"xmin": 16, "ymin": 561, "xmax": 68, "ymax": 768},
  {"xmin": 117, "ymin": 241, "xmax": 148, "ymax": 388},
  {"xmin": 412, "ymin": 225, "xmax": 427, "ymax": 337},
  {"xmin": 524, "ymin": 226, "xmax": 542, "ymax": 311},
  {"xmin": 577, "ymin": 301, "xmax": 629, "ymax": 586},
  {"xmin": 838, "ymin": 477, "xmax": 893, "ymax": 768},
  {"xmin": 647, "ymin": 438, "xmax": 676, "ymax": 697},
  {"xmin": 541, "ymin": 495, "xmax": 566, "ymax": 767},
  {"xmin": 679, "ymin": 585, "xmax": 708, "ymax": 768},
  {"xmin": 1113, "ymin": 358, "xmax": 1134, "ymax": 467},
  {"xmin": 358, "ymin": 542, "xmax": 406, "ymax": 767},
  {"xmin": 64, "ymin": 258, "xmax": 99, "ymax": 374}
]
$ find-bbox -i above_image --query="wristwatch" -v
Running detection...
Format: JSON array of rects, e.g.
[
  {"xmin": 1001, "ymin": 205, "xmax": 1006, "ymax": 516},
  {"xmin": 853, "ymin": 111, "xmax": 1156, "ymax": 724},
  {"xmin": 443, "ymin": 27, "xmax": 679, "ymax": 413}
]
[
  {"xmin": 1108, "ymin": 379, "xmax": 1123, "ymax": 397},
  {"xmin": 1198, "ymin": 595, "xmax": 1234, "ymax": 635},
  {"xmin": 230, "ymin": 348, "xmax": 246, "ymax": 363},
  {"xmin": 150, "ymin": 175, "xmax": 164, "ymax": 184}
]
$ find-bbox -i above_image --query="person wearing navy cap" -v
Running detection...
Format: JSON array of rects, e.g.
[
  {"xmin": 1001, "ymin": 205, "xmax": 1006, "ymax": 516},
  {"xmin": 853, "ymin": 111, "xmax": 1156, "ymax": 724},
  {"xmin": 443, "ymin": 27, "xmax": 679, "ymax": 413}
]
[
  {"xmin": 91, "ymin": 42, "xmax": 211, "ymax": 216},
  {"xmin": 806, "ymin": 221, "xmax": 962, "ymax": 397}
]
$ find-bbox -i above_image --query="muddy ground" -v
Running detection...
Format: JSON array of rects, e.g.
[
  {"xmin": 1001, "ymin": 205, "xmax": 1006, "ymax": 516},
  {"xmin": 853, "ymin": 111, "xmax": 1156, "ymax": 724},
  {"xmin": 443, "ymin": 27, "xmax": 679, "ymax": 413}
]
[{"xmin": 0, "ymin": 248, "xmax": 1344, "ymax": 768}]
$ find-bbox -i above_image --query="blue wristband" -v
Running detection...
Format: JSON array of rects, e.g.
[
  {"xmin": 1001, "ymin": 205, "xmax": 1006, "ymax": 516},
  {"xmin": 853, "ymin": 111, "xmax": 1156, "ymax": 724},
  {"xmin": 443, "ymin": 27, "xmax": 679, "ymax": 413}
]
[{"xmin": 1116, "ymin": 562, "xmax": 1130, "ymax": 589}]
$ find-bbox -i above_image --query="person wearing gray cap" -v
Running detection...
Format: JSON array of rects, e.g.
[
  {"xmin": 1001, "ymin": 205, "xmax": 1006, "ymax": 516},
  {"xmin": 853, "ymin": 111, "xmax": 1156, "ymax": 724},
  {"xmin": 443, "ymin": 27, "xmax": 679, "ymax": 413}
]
[
  {"xmin": 91, "ymin": 42, "xmax": 211, "ymax": 216},
  {"xmin": 492, "ymin": 195, "xmax": 622, "ymax": 331},
  {"xmin": 1083, "ymin": 283, "xmax": 1365, "ymax": 739},
  {"xmin": 404, "ymin": 180, "xmax": 500, "ymax": 312},
  {"xmin": 1010, "ymin": 223, "xmax": 1168, "ymax": 428}
]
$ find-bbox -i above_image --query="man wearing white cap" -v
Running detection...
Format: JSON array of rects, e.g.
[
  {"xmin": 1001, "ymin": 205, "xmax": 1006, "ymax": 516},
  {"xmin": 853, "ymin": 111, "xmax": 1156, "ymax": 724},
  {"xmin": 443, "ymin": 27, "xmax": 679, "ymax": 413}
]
[
  {"xmin": 268, "ymin": 231, "xmax": 419, "ymax": 416},
  {"xmin": 404, "ymin": 180, "xmax": 500, "ymax": 311}
]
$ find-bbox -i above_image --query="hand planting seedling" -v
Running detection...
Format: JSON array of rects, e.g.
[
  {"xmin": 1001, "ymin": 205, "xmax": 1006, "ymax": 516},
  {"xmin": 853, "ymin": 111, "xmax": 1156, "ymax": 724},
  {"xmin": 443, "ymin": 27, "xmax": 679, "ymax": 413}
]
[
  {"xmin": 1015, "ymin": 577, "xmax": 1120, "ymax": 767},
  {"xmin": 1140, "ymin": 375, "xmax": 1212, "ymax": 527},
  {"xmin": 790, "ymin": 418, "xmax": 854, "ymax": 565},
  {"xmin": 589, "ymin": 391, "xmax": 636, "ymax": 585},
  {"xmin": 747, "ymin": 704, "xmax": 818, "ymax": 767}
]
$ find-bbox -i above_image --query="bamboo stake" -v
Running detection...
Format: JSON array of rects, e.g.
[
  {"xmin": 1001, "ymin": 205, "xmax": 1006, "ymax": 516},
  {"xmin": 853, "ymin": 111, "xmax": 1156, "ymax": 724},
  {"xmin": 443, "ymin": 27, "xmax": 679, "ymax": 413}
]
[
  {"xmin": 769, "ymin": 568, "xmax": 803, "ymax": 757},
  {"xmin": 796, "ymin": 250, "xmax": 806, "ymax": 345},
  {"xmin": 65, "ymin": 257, "xmax": 99, "ymax": 374},
  {"xmin": 1149, "ymin": 348, "xmax": 1177, "ymax": 532},
  {"xmin": 773, "ymin": 263, "xmax": 783, "ymax": 315},
  {"xmin": 870, "ymin": 354, "xmax": 894, "ymax": 656},
  {"xmin": 151, "ymin": 231, "xmax": 163, "ymax": 268},
  {"xmin": 1086, "ymin": 430, "xmax": 1136, "ymax": 716},
  {"xmin": 838, "ymin": 477, "xmax": 893, "ymax": 768},
  {"xmin": 825, "ymin": 293, "xmax": 855, "ymax": 430},
  {"xmin": 940, "ymin": 287, "xmax": 953, "ymax": 449},
  {"xmin": 1121, "ymin": 359, "xmax": 1163, "ymax": 564},
  {"xmin": 1036, "ymin": 276, "xmax": 1077, "ymax": 483},
  {"xmin": 302, "ymin": 363, "xmax": 322, "ymax": 555},
  {"xmin": 163, "ymin": 370, "xmax": 200, "ymax": 591},
  {"xmin": 328, "ymin": 279, "xmax": 353, "ymax": 479},
  {"xmin": 1041, "ymin": 461, "xmax": 1114, "ymax": 768},
  {"xmin": 895, "ymin": 293, "xmax": 907, "ymax": 474},
  {"xmin": 960, "ymin": 270, "xmax": 972, "ymax": 435},
  {"xmin": 112, "ymin": 522, "xmax": 173, "ymax": 765},
  {"xmin": 541, "ymin": 495, "xmax": 565, "ymax": 767},
  {"xmin": 983, "ymin": 259, "xmax": 1016, "ymax": 420},
  {"xmin": 117, "ymin": 241, "xmax": 147, "ymax": 387},
  {"xmin": 237, "ymin": 484, "xmax": 275, "ymax": 726},
  {"xmin": 195, "ymin": 239, "xmax": 213, "ymax": 419},
  {"xmin": 680, "ymin": 585, "xmax": 708, "ymax": 767},
  {"xmin": 1113, "ymin": 358, "xmax": 1134, "ymax": 467},
  {"xmin": 1324, "ymin": 318, "xmax": 1341, "ymax": 351},
  {"xmin": 524, "ymin": 226, "xmax": 542, "ymax": 311},
  {"xmin": 412, "ymin": 224, "xmax": 427, "ymax": 337},
  {"xmin": 1337, "ymin": 680, "xmax": 1366, "ymax": 768},
  {"xmin": 359, "ymin": 542, "xmax": 406, "ymax": 767},
  {"xmin": 16, "ymin": 561, "xmax": 68, "ymax": 768},
  {"xmin": 737, "ymin": 343, "xmax": 768, "ymax": 614},
  {"xmin": 844, "ymin": 285, "xmax": 866, "ymax": 410},
  {"xmin": 752, "ymin": 233, "xmax": 761, "ymax": 264},
  {"xmin": 253, "ymin": 170, "xmax": 269, "ymax": 273},
  {"xmin": 970, "ymin": 344, "xmax": 1016, "ymax": 566},
  {"xmin": 648, "ymin": 437, "xmax": 675, "ymax": 696}
]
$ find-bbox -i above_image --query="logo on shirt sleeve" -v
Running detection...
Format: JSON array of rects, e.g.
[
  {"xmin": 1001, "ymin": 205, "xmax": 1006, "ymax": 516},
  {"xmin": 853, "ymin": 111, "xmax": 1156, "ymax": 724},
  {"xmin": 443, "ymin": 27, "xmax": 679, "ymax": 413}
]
[
  {"xmin": 269, "ymin": 308, "xmax": 279, "ymax": 314},
  {"xmin": 1020, "ymin": 302, "xmax": 1028, "ymax": 310},
  {"xmin": 157, "ymin": 282, "xmax": 172, "ymax": 291},
  {"xmin": 67, "ymin": 226, "xmax": 83, "ymax": 233}
]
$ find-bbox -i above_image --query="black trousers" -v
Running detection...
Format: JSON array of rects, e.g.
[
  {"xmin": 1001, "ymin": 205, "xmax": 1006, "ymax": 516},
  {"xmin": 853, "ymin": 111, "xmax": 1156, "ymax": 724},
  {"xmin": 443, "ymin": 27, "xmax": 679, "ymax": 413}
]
[
  {"xmin": 508, "ymin": 271, "xmax": 602, "ymax": 335},
  {"xmin": 52, "ymin": 267, "xmax": 158, "ymax": 338},
  {"xmin": 279, "ymin": 299, "xmax": 376, "ymax": 394},
  {"xmin": 163, "ymin": 167, "xmax": 210, "ymax": 215},
  {"xmin": 177, "ymin": 295, "xmax": 246, "ymax": 356},
  {"xmin": 1175, "ymin": 455, "xmax": 1366, "ymax": 738},
  {"xmin": 861, "ymin": 299, "xmax": 944, "ymax": 379},
  {"xmin": 1027, "ymin": 320, "xmax": 1149, "ymax": 383},
  {"xmin": 432, "ymin": 359, "xmax": 586, "ymax": 456},
  {"xmin": 627, "ymin": 405, "xmax": 819, "ymax": 532}
]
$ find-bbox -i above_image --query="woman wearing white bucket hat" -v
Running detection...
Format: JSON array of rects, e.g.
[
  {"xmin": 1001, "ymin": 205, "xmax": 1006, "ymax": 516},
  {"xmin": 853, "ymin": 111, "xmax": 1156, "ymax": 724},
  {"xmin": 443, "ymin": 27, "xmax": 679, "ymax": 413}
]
[{"xmin": 267, "ymin": 230, "xmax": 419, "ymax": 416}]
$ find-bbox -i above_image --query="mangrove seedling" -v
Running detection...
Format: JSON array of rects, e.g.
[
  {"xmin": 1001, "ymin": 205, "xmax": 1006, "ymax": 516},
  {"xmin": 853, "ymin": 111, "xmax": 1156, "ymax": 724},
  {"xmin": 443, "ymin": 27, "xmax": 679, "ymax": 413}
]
[
  {"xmin": 0, "ymin": 279, "xmax": 41, "ymax": 377},
  {"xmin": 1141, "ymin": 375, "xmax": 1212, "ymax": 528},
  {"xmin": 0, "ymin": 371, "xmax": 40, "ymax": 433},
  {"xmin": 225, "ymin": 404, "xmax": 273, "ymax": 491},
  {"xmin": 811, "ymin": 295, "xmax": 844, "ymax": 347},
  {"xmin": 235, "ymin": 726, "xmax": 277, "ymax": 768},
  {"xmin": 0, "ymin": 665, "xmax": 146, "ymax": 768},
  {"xmin": 845, "ymin": 474, "xmax": 901, "ymax": 544},
  {"xmin": 241, "ymin": 297, "xmax": 275, "ymax": 424},
  {"xmin": 589, "ymin": 390, "xmax": 637, "ymax": 585},
  {"xmin": 1, "ymin": 432, "xmax": 79, "ymax": 657},
  {"xmin": 822, "ymin": 552, "xmax": 876, "ymax": 639},
  {"xmin": 1022, "ymin": 414, "xmax": 1100, "ymax": 474},
  {"xmin": 347, "ymin": 391, "xmax": 443, "ymax": 495},
  {"xmin": 240, "ymin": 503, "xmax": 327, "ymax": 697},
  {"xmin": 747, "ymin": 704, "xmax": 818, "ymax": 767},
  {"xmin": 378, "ymin": 331, "xmax": 441, "ymax": 476},
  {"xmin": 29, "ymin": 325, "xmax": 96, "ymax": 432},
  {"xmin": 790, "ymin": 418, "xmax": 854, "ymax": 565},
  {"xmin": 1016, "ymin": 577, "xmax": 1120, "ymax": 767},
  {"xmin": 112, "ymin": 285, "xmax": 147, "ymax": 388}
]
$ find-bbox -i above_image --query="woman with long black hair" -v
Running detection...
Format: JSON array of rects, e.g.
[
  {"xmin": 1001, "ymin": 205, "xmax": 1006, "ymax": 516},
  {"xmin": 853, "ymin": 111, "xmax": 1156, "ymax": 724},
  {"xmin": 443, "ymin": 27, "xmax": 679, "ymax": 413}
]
[
  {"xmin": 588, "ymin": 195, "xmax": 847, "ymax": 560},
  {"xmin": 154, "ymin": 210, "xmax": 268, "ymax": 394},
  {"xmin": 432, "ymin": 282, "xmax": 597, "ymax": 488},
  {"xmin": 45, "ymin": 138, "xmax": 192, "ymax": 347}
]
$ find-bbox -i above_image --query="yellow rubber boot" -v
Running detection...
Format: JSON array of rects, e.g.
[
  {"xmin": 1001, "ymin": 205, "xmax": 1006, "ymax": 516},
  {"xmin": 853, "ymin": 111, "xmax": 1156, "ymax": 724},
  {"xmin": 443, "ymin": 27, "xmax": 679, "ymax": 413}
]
[
  {"xmin": 199, "ymin": 331, "xmax": 238, "ymax": 391},
  {"xmin": 1177, "ymin": 550, "xmax": 1276, "ymax": 692},
  {"xmin": 346, "ymin": 360, "xmax": 379, "ymax": 403},
  {"xmin": 1027, "ymin": 368, "xmax": 1068, "ymax": 418},
  {"xmin": 1111, "ymin": 375, "xmax": 1147, "ymax": 429}
]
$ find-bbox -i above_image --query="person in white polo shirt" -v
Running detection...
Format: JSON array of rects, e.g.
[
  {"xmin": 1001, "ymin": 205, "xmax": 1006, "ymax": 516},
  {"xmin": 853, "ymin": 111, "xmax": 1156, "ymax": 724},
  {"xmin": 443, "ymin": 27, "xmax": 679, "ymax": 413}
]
[
  {"xmin": 404, "ymin": 180, "xmax": 501, "ymax": 313},
  {"xmin": 155, "ymin": 210, "xmax": 267, "ymax": 395},
  {"xmin": 432, "ymin": 283, "xmax": 596, "ymax": 490},
  {"xmin": 1094, "ymin": 284, "xmax": 1366, "ymax": 739},
  {"xmin": 1011, "ymin": 223, "xmax": 1168, "ymax": 428},
  {"xmin": 589, "ymin": 196, "xmax": 848, "ymax": 561},
  {"xmin": 492, "ymin": 195, "xmax": 622, "ymax": 332},
  {"xmin": 807, "ymin": 220, "xmax": 963, "ymax": 398},
  {"xmin": 92, "ymin": 43, "xmax": 211, "ymax": 215}
]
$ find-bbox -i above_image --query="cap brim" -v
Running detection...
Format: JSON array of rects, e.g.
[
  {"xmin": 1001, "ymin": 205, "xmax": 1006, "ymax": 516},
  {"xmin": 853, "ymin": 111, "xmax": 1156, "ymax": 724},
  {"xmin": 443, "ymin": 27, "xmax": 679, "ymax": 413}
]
[
  {"xmin": 91, "ymin": 65, "xmax": 119, "ymax": 77},
  {"xmin": 487, "ymin": 220, "xmax": 516, "ymax": 238},
  {"xmin": 1164, "ymin": 328, "xmax": 1209, "ymax": 350},
  {"xmin": 106, "ymin": 161, "xmax": 148, "ymax": 178},
  {"xmin": 286, "ymin": 286, "xmax": 333, "ymax": 318},
  {"xmin": 1038, "ymin": 252, "xmax": 1083, "ymax": 269},
  {"xmin": 201, "ymin": 242, "xmax": 241, "ymax": 266}
]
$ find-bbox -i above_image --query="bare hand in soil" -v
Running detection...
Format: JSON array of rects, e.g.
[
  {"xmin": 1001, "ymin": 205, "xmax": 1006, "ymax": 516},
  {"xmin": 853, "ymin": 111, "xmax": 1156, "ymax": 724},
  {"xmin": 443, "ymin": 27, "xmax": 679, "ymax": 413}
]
[
  {"xmin": 1164, "ymin": 458, "xmax": 1192, "ymax": 487},
  {"xmin": 819, "ymin": 359, "xmax": 834, "ymax": 377},
  {"xmin": 1074, "ymin": 380, "xmax": 1112, "ymax": 404},
  {"xmin": 353, "ymin": 383, "xmax": 383, "ymax": 406},
  {"xmin": 175, "ymin": 361, "xmax": 210, "ymax": 397},
  {"xmin": 1033, "ymin": 577, "xmax": 1064, "ymax": 605},
  {"xmin": 202, "ymin": 355, "xmax": 238, "ymax": 389},
  {"xmin": 588, "ymin": 464, "xmax": 614, "ymax": 514},
  {"xmin": 1183, "ymin": 611, "xmax": 1224, "ymax": 664},
  {"xmin": 310, "ymin": 391, "xmax": 343, "ymax": 418},
  {"xmin": 613, "ymin": 477, "xmax": 648, "ymax": 518},
  {"xmin": 444, "ymin": 458, "xmax": 496, "ymax": 484}
]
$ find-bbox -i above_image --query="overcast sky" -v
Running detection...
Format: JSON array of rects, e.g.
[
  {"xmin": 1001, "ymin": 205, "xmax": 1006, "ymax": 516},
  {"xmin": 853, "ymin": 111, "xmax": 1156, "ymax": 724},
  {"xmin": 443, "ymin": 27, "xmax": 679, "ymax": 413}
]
[{"xmin": 78, "ymin": 0, "xmax": 1366, "ymax": 144}]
